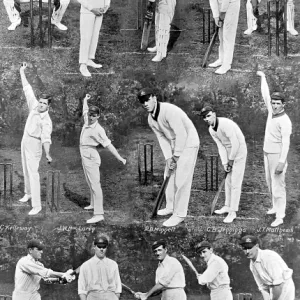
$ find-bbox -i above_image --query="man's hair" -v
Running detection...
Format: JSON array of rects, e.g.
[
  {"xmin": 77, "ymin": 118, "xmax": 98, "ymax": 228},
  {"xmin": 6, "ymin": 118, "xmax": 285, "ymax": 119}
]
[
  {"xmin": 39, "ymin": 94, "xmax": 52, "ymax": 105},
  {"xmin": 89, "ymin": 105, "xmax": 100, "ymax": 115},
  {"xmin": 271, "ymin": 92, "xmax": 285, "ymax": 103},
  {"xmin": 152, "ymin": 240, "xmax": 167, "ymax": 251}
]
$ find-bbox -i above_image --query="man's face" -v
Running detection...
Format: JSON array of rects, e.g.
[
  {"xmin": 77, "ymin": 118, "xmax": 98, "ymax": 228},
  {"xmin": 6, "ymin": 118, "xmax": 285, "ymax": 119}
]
[
  {"xmin": 203, "ymin": 111, "xmax": 216, "ymax": 127},
  {"xmin": 88, "ymin": 112, "xmax": 100, "ymax": 125},
  {"xmin": 200, "ymin": 248, "xmax": 212, "ymax": 263},
  {"xmin": 29, "ymin": 247, "xmax": 43, "ymax": 260},
  {"xmin": 94, "ymin": 243, "xmax": 107, "ymax": 259},
  {"xmin": 242, "ymin": 244, "xmax": 259, "ymax": 261},
  {"xmin": 141, "ymin": 95, "xmax": 157, "ymax": 113},
  {"xmin": 271, "ymin": 99, "xmax": 285, "ymax": 115},
  {"xmin": 37, "ymin": 99, "xmax": 49, "ymax": 113},
  {"xmin": 153, "ymin": 245, "xmax": 167, "ymax": 262}
]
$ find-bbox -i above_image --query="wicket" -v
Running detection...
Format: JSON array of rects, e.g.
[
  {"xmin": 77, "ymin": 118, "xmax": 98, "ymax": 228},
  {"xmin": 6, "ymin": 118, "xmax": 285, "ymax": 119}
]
[
  {"xmin": 0, "ymin": 163, "xmax": 13, "ymax": 207},
  {"xmin": 267, "ymin": 0, "xmax": 288, "ymax": 57},
  {"xmin": 201, "ymin": 8, "xmax": 216, "ymax": 44},
  {"xmin": 137, "ymin": 143, "xmax": 153, "ymax": 185},
  {"xmin": 30, "ymin": 0, "xmax": 52, "ymax": 48},
  {"xmin": 46, "ymin": 170, "xmax": 60, "ymax": 212},
  {"xmin": 205, "ymin": 155, "xmax": 219, "ymax": 191}
]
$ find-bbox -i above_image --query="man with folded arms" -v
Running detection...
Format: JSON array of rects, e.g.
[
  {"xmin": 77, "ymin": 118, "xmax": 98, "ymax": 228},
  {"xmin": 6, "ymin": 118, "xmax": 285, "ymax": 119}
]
[{"xmin": 240, "ymin": 235, "xmax": 295, "ymax": 300}]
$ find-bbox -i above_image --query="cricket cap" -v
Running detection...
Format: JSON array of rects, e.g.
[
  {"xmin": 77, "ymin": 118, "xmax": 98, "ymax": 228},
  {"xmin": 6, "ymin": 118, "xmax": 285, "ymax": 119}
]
[
  {"xmin": 239, "ymin": 235, "xmax": 259, "ymax": 249},
  {"xmin": 27, "ymin": 239, "xmax": 44, "ymax": 250},
  {"xmin": 196, "ymin": 241, "xmax": 212, "ymax": 252}
]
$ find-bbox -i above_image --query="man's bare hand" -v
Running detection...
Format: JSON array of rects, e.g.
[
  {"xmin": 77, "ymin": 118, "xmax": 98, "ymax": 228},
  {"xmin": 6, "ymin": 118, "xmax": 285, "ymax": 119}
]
[
  {"xmin": 20, "ymin": 62, "xmax": 27, "ymax": 71},
  {"xmin": 275, "ymin": 162, "xmax": 285, "ymax": 175},
  {"xmin": 256, "ymin": 71, "xmax": 265, "ymax": 77},
  {"xmin": 84, "ymin": 94, "xmax": 91, "ymax": 101},
  {"xmin": 46, "ymin": 154, "xmax": 52, "ymax": 164},
  {"xmin": 91, "ymin": 8, "xmax": 102, "ymax": 16}
]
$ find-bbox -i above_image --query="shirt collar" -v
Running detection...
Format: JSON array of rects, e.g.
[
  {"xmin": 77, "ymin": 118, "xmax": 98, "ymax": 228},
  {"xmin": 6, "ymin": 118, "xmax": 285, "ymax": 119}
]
[
  {"xmin": 92, "ymin": 255, "xmax": 107, "ymax": 263},
  {"xmin": 151, "ymin": 102, "xmax": 160, "ymax": 121},
  {"xmin": 27, "ymin": 254, "xmax": 38, "ymax": 262},
  {"xmin": 85, "ymin": 121, "xmax": 98, "ymax": 128},
  {"xmin": 34, "ymin": 108, "xmax": 49, "ymax": 119},
  {"xmin": 272, "ymin": 110, "xmax": 286, "ymax": 119},
  {"xmin": 207, "ymin": 253, "xmax": 216, "ymax": 265},
  {"xmin": 212, "ymin": 118, "xmax": 219, "ymax": 132},
  {"xmin": 158, "ymin": 254, "xmax": 170, "ymax": 267}
]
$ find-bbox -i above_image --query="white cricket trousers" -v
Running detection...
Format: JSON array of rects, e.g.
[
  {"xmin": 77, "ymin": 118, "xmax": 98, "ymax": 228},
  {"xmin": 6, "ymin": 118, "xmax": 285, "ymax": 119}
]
[
  {"xmin": 210, "ymin": 286, "xmax": 233, "ymax": 300},
  {"xmin": 164, "ymin": 146, "xmax": 199, "ymax": 218},
  {"xmin": 3, "ymin": 0, "xmax": 69, "ymax": 24},
  {"xmin": 79, "ymin": 13, "xmax": 103, "ymax": 64},
  {"xmin": 80, "ymin": 146, "xmax": 104, "ymax": 215},
  {"xmin": 21, "ymin": 135, "xmax": 42, "ymax": 209},
  {"xmin": 271, "ymin": 278, "xmax": 295, "ymax": 300},
  {"xmin": 225, "ymin": 146, "xmax": 247, "ymax": 212},
  {"xmin": 12, "ymin": 290, "xmax": 41, "ymax": 300},
  {"xmin": 245, "ymin": 0, "xmax": 261, "ymax": 31},
  {"xmin": 264, "ymin": 152, "xmax": 288, "ymax": 219},
  {"xmin": 218, "ymin": 0, "xmax": 240, "ymax": 68},
  {"xmin": 161, "ymin": 288, "xmax": 186, "ymax": 300},
  {"xmin": 87, "ymin": 291, "xmax": 118, "ymax": 300}
]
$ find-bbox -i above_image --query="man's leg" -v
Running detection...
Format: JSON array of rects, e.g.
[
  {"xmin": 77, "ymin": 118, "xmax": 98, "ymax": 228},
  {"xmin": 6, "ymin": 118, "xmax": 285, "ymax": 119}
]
[
  {"xmin": 51, "ymin": 0, "xmax": 69, "ymax": 30},
  {"xmin": 81, "ymin": 149, "xmax": 104, "ymax": 223},
  {"xmin": 20, "ymin": 140, "xmax": 32, "ymax": 202},
  {"xmin": 87, "ymin": 15, "xmax": 103, "ymax": 68},
  {"xmin": 264, "ymin": 153, "xmax": 275, "ymax": 212},
  {"xmin": 81, "ymin": 159, "xmax": 94, "ymax": 209},
  {"xmin": 223, "ymin": 152, "xmax": 247, "ymax": 223},
  {"xmin": 244, "ymin": 0, "xmax": 258, "ymax": 35},
  {"xmin": 287, "ymin": 0, "xmax": 298, "ymax": 35},
  {"xmin": 163, "ymin": 147, "xmax": 199, "ymax": 227},
  {"xmin": 215, "ymin": 0, "xmax": 240, "ymax": 74},
  {"xmin": 79, "ymin": 12, "xmax": 96, "ymax": 77},
  {"xmin": 3, "ymin": 0, "xmax": 21, "ymax": 30}
]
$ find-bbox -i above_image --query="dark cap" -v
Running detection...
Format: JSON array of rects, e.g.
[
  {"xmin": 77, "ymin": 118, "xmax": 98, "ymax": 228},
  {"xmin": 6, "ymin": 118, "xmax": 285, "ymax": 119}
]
[
  {"xmin": 199, "ymin": 106, "xmax": 214, "ymax": 117},
  {"xmin": 88, "ymin": 105, "xmax": 100, "ymax": 115},
  {"xmin": 271, "ymin": 92, "xmax": 285, "ymax": 102},
  {"xmin": 196, "ymin": 241, "xmax": 212, "ymax": 252},
  {"xmin": 137, "ymin": 88, "xmax": 155, "ymax": 103},
  {"xmin": 27, "ymin": 239, "xmax": 44, "ymax": 250},
  {"xmin": 152, "ymin": 240, "xmax": 166, "ymax": 251},
  {"xmin": 94, "ymin": 236, "xmax": 109, "ymax": 247},
  {"xmin": 239, "ymin": 235, "xmax": 259, "ymax": 249}
]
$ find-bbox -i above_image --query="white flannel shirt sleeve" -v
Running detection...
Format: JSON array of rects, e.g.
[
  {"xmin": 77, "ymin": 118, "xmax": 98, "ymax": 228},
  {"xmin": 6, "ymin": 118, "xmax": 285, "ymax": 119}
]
[
  {"xmin": 40, "ymin": 117, "xmax": 52, "ymax": 144},
  {"xmin": 279, "ymin": 119, "xmax": 292, "ymax": 163},
  {"xmin": 20, "ymin": 259, "xmax": 52, "ymax": 278},
  {"xmin": 23, "ymin": 84, "xmax": 39, "ymax": 112},
  {"xmin": 114, "ymin": 264, "xmax": 122, "ymax": 294},
  {"xmin": 220, "ymin": 0, "xmax": 230, "ymax": 12},
  {"xmin": 210, "ymin": 129, "xmax": 228, "ymax": 165},
  {"xmin": 260, "ymin": 76, "xmax": 272, "ymax": 114},
  {"xmin": 221, "ymin": 122, "xmax": 240, "ymax": 161},
  {"xmin": 78, "ymin": 264, "xmax": 88, "ymax": 295},
  {"xmin": 209, "ymin": 0, "xmax": 220, "ymax": 18},
  {"xmin": 157, "ymin": 263, "xmax": 177, "ymax": 287},
  {"xmin": 198, "ymin": 260, "xmax": 220, "ymax": 285}
]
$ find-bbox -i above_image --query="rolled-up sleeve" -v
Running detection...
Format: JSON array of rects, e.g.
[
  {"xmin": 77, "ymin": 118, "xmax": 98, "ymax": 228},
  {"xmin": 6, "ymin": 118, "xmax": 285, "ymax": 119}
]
[
  {"xmin": 78, "ymin": 266, "xmax": 88, "ymax": 295},
  {"xmin": 96, "ymin": 127, "xmax": 111, "ymax": 148}
]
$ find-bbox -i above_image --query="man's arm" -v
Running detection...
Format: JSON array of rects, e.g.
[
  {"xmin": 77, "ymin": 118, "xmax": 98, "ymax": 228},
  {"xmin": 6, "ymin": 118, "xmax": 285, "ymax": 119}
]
[
  {"xmin": 197, "ymin": 261, "xmax": 220, "ymax": 285},
  {"xmin": 257, "ymin": 71, "xmax": 272, "ymax": 113},
  {"xmin": 210, "ymin": 132, "xmax": 229, "ymax": 171},
  {"xmin": 260, "ymin": 289, "xmax": 271, "ymax": 300},
  {"xmin": 106, "ymin": 144, "xmax": 126, "ymax": 165}
]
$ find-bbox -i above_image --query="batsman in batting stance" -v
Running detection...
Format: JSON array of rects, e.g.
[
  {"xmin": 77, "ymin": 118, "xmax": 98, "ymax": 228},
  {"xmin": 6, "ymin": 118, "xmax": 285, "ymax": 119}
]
[
  {"xmin": 240, "ymin": 235, "xmax": 295, "ymax": 300},
  {"xmin": 78, "ymin": 236, "xmax": 122, "ymax": 300},
  {"xmin": 137, "ymin": 88, "xmax": 200, "ymax": 227},
  {"xmin": 77, "ymin": 0, "xmax": 111, "ymax": 77},
  {"xmin": 19, "ymin": 62, "xmax": 53, "ymax": 216},
  {"xmin": 13, "ymin": 239, "xmax": 74, "ymax": 300},
  {"xmin": 146, "ymin": 0, "xmax": 176, "ymax": 62},
  {"xmin": 257, "ymin": 71, "xmax": 292, "ymax": 227},
  {"xmin": 244, "ymin": 0, "xmax": 298, "ymax": 36},
  {"xmin": 80, "ymin": 93, "xmax": 126, "ymax": 224},
  {"xmin": 134, "ymin": 240, "xmax": 186, "ymax": 300},
  {"xmin": 196, "ymin": 241, "xmax": 233, "ymax": 300},
  {"xmin": 196, "ymin": 106, "xmax": 247, "ymax": 223},
  {"xmin": 208, "ymin": 0, "xmax": 240, "ymax": 74},
  {"xmin": 3, "ymin": 0, "xmax": 69, "ymax": 31}
]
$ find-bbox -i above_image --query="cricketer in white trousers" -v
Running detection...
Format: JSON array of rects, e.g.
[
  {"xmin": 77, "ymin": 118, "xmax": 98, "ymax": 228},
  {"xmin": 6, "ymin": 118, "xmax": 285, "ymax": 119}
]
[
  {"xmin": 3, "ymin": 0, "xmax": 69, "ymax": 25},
  {"xmin": 209, "ymin": 0, "xmax": 240, "ymax": 69},
  {"xmin": 250, "ymin": 249, "xmax": 295, "ymax": 300},
  {"xmin": 245, "ymin": 0, "xmax": 298, "ymax": 35},
  {"xmin": 198, "ymin": 253, "xmax": 233, "ymax": 300},
  {"xmin": 21, "ymin": 85, "xmax": 52, "ymax": 210},
  {"xmin": 149, "ymin": 0, "xmax": 176, "ymax": 59},
  {"xmin": 209, "ymin": 118, "xmax": 247, "ymax": 212},
  {"xmin": 148, "ymin": 102, "xmax": 200, "ymax": 218},
  {"xmin": 79, "ymin": 102, "xmax": 112, "ymax": 216},
  {"xmin": 259, "ymin": 76, "xmax": 292, "ymax": 220},
  {"xmin": 77, "ymin": 0, "xmax": 110, "ymax": 64}
]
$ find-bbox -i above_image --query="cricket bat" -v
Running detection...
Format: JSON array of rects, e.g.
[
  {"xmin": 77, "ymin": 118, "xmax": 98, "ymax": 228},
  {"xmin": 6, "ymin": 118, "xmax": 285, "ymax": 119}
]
[
  {"xmin": 141, "ymin": 11, "xmax": 154, "ymax": 50},
  {"xmin": 211, "ymin": 172, "xmax": 228, "ymax": 215},
  {"xmin": 181, "ymin": 254, "xmax": 199, "ymax": 278},
  {"xmin": 151, "ymin": 174, "xmax": 171, "ymax": 219},
  {"xmin": 122, "ymin": 283, "xmax": 136, "ymax": 295},
  {"xmin": 202, "ymin": 26, "xmax": 219, "ymax": 68}
]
